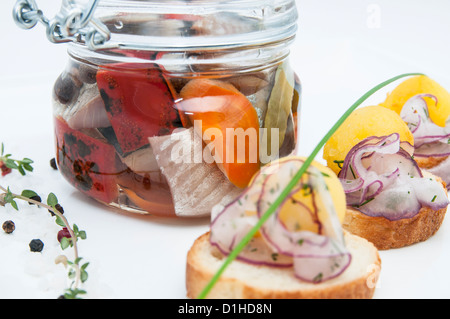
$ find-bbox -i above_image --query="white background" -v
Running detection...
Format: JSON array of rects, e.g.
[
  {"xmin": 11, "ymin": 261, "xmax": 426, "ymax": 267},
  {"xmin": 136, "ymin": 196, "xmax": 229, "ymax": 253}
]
[{"xmin": 0, "ymin": 0, "xmax": 449, "ymax": 298}]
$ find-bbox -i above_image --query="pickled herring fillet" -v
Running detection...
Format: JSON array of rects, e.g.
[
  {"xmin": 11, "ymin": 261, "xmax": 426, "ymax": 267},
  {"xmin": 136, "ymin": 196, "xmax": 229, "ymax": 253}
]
[
  {"xmin": 246, "ymin": 85, "xmax": 271, "ymax": 128},
  {"xmin": 54, "ymin": 83, "xmax": 111, "ymax": 130},
  {"xmin": 119, "ymin": 146, "xmax": 160, "ymax": 176},
  {"xmin": 190, "ymin": 12, "xmax": 255, "ymax": 37},
  {"xmin": 424, "ymin": 156, "xmax": 450, "ymax": 190},
  {"xmin": 148, "ymin": 128, "xmax": 242, "ymax": 217},
  {"xmin": 67, "ymin": 95, "xmax": 110, "ymax": 130}
]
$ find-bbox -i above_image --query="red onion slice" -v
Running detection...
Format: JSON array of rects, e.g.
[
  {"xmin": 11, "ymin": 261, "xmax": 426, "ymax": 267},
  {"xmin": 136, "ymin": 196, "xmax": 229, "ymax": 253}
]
[
  {"xmin": 400, "ymin": 94, "xmax": 450, "ymax": 157},
  {"xmin": 211, "ymin": 158, "xmax": 351, "ymax": 283},
  {"xmin": 339, "ymin": 133, "xmax": 449, "ymax": 220},
  {"xmin": 257, "ymin": 161, "xmax": 351, "ymax": 283},
  {"xmin": 414, "ymin": 142, "xmax": 450, "ymax": 158},
  {"xmin": 210, "ymin": 164, "xmax": 293, "ymax": 267},
  {"xmin": 424, "ymin": 156, "xmax": 450, "ymax": 190}
]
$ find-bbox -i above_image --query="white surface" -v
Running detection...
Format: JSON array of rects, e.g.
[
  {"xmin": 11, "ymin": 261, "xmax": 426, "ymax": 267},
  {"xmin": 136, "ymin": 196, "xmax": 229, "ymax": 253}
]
[{"xmin": 0, "ymin": 0, "xmax": 450, "ymax": 299}]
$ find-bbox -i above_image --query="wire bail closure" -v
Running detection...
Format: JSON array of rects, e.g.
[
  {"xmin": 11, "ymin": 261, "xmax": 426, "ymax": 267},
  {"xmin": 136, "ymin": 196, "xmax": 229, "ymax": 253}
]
[{"xmin": 13, "ymin": 0, "xmax": 114, "ymax": 50}]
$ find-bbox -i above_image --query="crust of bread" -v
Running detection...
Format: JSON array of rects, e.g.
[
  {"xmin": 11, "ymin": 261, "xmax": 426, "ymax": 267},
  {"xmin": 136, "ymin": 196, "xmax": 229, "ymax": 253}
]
[
  {"xmin": 415, "ymin": 155, "xmax": 448, "ymax": 170},
  {"xmin": 186, "ymin": 231, "xmax": 381, "ymax": 299},
  {"xmin": 342, "ymin": 172, "xmax": 447, "ymax": 250},
  {"xmin": 343, "ymin": 205, "xmax": 447, "ymax": 250}
]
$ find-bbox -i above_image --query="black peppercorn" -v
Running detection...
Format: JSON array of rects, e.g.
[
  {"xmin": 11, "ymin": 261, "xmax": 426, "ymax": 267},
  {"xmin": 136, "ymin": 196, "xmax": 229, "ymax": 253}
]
[
  {"xmin": 29, "ymin": 239, "xmax": 44, "ymax": 252},
  {"xmin": 49, "ymin": 203, "xmax": 64, "ymax": 216},
  {"xmin": 50, "ymin": 158, "xmax": 58, "ymax": 170},
  {"xmin": 28, "ymin": 195, "xmax": 42, "ymax": 205},
  {"xmin": 2, "ymin": 220, "xmax": 15, "ymax": 234},
  {"xmin": 53, "ymin": 73, "xmax": 81, "ymax": 105}
]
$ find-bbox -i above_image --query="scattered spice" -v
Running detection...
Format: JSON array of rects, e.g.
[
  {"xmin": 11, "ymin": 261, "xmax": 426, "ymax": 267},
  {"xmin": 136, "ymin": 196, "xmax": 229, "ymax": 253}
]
[
  {"xmin": 2, "ymin": 220, "xmax": 15, "ymax": 234},
  {"xmin": 29, "ymin": 239, "xmax": 44, "ymax": 252},
  {"xmin": 57, "ymin": 227, "xmax": 71, "ymax": 243},
  {"xmin": 0, "ymin": 162, "xmax": 12, "ymax": 176},
  {"xmin": 0, "ymin": 144, "xmax": 89, "ymax": 298},
  {"xmin": 28, "ymin": 195, "xmax": 42, "ymax": 205},
  {"xmin": 49, "ymin": 203, "xmax": 64, "ymax": 216},
  {"xmin": 50, "ymin": 158, "xmax": 58, "ymax": 170}
]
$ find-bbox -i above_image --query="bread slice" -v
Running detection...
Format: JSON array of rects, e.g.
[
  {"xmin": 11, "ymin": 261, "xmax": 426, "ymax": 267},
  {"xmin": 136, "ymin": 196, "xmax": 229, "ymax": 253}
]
[
  {"xmin": 415, "ymin": 155, "xmax": 448, "ymax": 170},
  {"xmin": 342, "ymin": 173, "xmax": 448, "ymax": 250},
  {"xmin": 186, "ymin": 231, "xmax": 381, "ymax": 299},
  {"xmin": 343, "ymin": 205, "xmax": 447, "ymax": 250}
]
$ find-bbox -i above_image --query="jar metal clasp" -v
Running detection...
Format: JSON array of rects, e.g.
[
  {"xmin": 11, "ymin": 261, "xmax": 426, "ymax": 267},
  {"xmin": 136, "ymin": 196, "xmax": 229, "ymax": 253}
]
[{"xmin": 13, "ymin": 0, "xmax": 113, "ymax": 50}]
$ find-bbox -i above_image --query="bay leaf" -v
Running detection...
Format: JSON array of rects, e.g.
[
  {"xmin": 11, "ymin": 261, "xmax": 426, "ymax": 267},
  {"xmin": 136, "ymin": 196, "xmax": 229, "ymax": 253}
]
[{"xmin": 262, "ymin": 62, "xmax": 295, "ymax": 156}]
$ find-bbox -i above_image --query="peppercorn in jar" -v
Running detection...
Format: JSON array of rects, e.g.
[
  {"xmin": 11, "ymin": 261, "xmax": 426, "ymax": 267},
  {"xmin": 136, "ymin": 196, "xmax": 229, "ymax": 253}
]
[{"xmin": 15, "ymin": 0, "xmax": 300, "ymax": 217}]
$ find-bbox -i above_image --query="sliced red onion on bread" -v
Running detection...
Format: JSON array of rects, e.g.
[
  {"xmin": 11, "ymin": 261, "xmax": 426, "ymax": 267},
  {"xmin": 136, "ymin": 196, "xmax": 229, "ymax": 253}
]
[
  {"xmin": 400, "ymin": 94, "xmax": 450, "ymax": 157},
  {"xmin": 210, "ymin": 158, "xmax": 351, "ymax": 283},
  {"xmin": 339, "ymin": 133, "xmax": 449, "ymax": 220}
]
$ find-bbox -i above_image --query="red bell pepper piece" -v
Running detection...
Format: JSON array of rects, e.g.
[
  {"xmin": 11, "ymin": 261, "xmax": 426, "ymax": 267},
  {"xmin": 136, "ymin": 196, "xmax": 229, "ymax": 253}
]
[
  {"xmin": 96, "ymin": 63, "xmax": 181, "ymax": 156},
  {"xmin": 54, "ymin": 116, "xmax": 124, "ymax": 203}
]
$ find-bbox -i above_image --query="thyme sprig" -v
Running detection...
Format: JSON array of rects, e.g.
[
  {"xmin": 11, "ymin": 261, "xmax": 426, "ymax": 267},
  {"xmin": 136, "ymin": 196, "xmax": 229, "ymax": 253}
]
[
  {"xmin": 0, "ymin": 143, "xmax": 34, "ymax": 176},
  {"xmin": 197, "ymin": 72, "xmax": 425, "ymax": 299}
]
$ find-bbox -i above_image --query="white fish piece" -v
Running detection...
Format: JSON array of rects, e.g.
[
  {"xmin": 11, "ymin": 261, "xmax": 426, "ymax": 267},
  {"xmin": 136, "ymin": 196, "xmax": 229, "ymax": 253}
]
[
  {"xmin": 246, "ymin": 85, "xmax": 272, "ymax": 128},
  {"xmin": 120, "ymin": 146, "xmax": 159, "ymax": 174},
  {"xmin": 148, "ymin": 128, "xmax": 242, "ymax": 217},
  {"xmin": 54, "ymin": 83, "xmax": 111, "ymax": 130},
  {"xmin": 191, "ymin": 12, "xmax": 255, "ymax": 36},
  {"xmin": 423, "ymin": 156, "xmax": 450, "ymax": 190},
  {"xmin": 119, "ymin": 146, "xmax": 165, "ymax": 184}
]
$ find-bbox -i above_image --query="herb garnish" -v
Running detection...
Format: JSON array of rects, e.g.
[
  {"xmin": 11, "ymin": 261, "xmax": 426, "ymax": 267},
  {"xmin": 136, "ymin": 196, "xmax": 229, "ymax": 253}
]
[
  {"xmin": 355, "ymin": 197, "xmax": 375, "ymax": 208},
  {"xmin": 333, "ymin": 160, "xmax": 344, "ymax": 169},
  {"xmin": 0, "ymin": 143, "xmax": 34, "ymax": 176}
]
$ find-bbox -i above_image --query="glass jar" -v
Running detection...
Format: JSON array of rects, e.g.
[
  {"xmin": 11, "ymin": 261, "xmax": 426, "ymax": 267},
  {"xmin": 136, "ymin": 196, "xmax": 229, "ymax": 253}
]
[{"xmin": 32, "ymin": 0, "xmax": 300, "ymax": 217}]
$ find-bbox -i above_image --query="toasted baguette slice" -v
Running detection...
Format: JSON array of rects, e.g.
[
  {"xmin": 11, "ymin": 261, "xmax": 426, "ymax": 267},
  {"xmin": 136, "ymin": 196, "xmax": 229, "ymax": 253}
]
[
  {"xmin": 415, "ymin": 155, "xmax": 448, "ymax": 170},
  {"xmin": 342, "ymin": 173, "xmax": 448, "ymax": 250},
  {"xmin": 343, "ymin": 205, "xmax": 447, "ymax": 250},
  {"xmin": 186, "ymin": 231, "xmax": 381, "ymax": 299}
]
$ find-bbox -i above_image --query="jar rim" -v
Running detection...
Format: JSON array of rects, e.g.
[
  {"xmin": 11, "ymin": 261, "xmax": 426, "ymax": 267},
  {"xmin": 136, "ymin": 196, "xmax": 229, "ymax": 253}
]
[{"xmin": 89, "ymin": 0, "xmax": 298, "ymax": 51}]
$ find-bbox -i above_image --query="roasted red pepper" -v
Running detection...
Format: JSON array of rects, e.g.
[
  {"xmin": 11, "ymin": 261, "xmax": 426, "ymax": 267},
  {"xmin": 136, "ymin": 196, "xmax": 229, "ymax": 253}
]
[
  {"xmin": 96, "ymin": 63, "xmax": 181, "ymax": 156},
  {"xmin": 55, "ymin": 116, "xmax": 125, "ymax": 203}
]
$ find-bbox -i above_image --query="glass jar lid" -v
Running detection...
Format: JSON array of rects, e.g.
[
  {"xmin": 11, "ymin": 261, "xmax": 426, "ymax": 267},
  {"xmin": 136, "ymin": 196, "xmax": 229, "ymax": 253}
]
[
  {"xmin": 13, "ymin": 0, "xmax": 298, "ymax": 51},
  {"xmin": 96, "ymin": 0, "xmax": 298, "ymax": 51}
]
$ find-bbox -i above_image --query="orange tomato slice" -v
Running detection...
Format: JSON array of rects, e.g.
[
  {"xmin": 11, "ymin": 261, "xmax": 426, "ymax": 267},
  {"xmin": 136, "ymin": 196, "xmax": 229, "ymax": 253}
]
[{"xmin": 177, "ymin": 79, "xmax": 260, "ymax": 188}]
